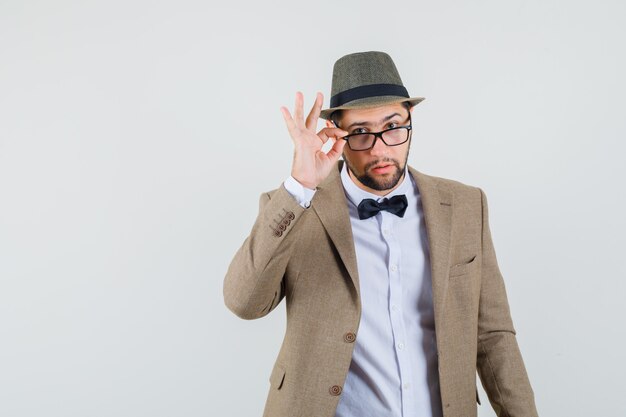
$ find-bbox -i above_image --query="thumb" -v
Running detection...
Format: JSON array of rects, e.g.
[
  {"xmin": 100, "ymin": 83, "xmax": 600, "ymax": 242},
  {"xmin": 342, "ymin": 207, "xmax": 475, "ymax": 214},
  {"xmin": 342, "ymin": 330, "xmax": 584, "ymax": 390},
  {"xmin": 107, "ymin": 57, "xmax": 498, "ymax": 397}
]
[{"xmin": 326, "ymin": 137, "xmax": 347, "ymax": 162}]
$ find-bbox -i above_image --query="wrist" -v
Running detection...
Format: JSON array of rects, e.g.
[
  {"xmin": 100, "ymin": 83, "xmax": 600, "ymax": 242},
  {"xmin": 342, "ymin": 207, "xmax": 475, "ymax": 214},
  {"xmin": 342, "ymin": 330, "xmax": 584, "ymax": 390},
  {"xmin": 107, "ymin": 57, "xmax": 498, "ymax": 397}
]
[{"xmin": 290, "ymin": 174, "xmax": 317, "ymax": 190}]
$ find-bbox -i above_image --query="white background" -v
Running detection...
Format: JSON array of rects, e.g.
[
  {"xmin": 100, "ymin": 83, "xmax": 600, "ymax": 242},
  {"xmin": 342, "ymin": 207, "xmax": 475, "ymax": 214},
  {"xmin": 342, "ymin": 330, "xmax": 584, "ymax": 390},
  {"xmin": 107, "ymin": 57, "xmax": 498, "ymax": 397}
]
[{"xmin": 1, "ymin": 1, "xmax": 625, "ymax": 416}]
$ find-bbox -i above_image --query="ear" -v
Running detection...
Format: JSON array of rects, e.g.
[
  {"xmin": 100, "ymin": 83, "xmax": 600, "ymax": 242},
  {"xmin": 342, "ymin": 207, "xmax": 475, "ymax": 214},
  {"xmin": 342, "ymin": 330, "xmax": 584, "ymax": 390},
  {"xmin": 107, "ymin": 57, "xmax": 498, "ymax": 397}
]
[{"xmin": 325, "ymin": 120, "xmax": 334, "ymax": 128}]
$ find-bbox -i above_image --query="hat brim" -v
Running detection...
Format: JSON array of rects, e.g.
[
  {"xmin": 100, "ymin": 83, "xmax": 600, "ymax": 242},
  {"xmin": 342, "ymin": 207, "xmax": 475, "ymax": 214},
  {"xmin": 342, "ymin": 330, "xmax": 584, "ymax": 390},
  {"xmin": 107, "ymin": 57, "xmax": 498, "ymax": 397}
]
[{"xmin": 319, "ymin": 95, "xmax": 425, "ymax": 120}]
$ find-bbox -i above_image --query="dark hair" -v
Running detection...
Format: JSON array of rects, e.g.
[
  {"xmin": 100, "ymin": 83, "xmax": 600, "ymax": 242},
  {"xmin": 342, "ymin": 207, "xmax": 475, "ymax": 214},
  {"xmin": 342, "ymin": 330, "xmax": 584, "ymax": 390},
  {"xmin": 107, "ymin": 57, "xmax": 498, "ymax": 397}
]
[{"xmin": 330, "ymin": 101, "xmax": 412, "ymax": 128}]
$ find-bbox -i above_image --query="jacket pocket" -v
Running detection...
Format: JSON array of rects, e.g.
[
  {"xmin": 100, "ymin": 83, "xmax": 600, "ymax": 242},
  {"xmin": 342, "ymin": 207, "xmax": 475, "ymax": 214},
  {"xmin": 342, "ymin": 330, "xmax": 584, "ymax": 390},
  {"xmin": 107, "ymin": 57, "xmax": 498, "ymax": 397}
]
[
  {"xmin": 269, "ymin": 363, "xmax": 286, "ymax": 390},
  {"xmin": 449, "ymin": 255, "xmax": 477, "ymax": 277}
]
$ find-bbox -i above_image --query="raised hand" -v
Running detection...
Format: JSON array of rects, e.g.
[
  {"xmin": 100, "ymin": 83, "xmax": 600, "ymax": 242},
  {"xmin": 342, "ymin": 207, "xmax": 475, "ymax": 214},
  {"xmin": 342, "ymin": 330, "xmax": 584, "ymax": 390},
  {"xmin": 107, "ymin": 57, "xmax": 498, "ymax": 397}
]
[{"xmin": 280, "ymin": 91, "xmax": 348, "ymax": 190}]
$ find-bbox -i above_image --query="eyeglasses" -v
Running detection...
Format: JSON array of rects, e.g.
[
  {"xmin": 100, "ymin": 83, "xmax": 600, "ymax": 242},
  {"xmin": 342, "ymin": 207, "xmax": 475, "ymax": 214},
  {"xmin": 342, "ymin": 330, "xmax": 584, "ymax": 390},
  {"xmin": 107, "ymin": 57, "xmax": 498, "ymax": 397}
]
[{"xmin": 335, "ymin": 113, "xmax": 412, "ymax": 151}]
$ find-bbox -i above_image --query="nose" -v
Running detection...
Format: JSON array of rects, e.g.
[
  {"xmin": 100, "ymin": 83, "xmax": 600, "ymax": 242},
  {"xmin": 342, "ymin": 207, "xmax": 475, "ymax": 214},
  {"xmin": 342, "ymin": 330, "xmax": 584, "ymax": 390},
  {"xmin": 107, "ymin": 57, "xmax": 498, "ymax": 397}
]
[{"xmin": 368, "ymin": 134, "xmax": 389, "ymax": 157}]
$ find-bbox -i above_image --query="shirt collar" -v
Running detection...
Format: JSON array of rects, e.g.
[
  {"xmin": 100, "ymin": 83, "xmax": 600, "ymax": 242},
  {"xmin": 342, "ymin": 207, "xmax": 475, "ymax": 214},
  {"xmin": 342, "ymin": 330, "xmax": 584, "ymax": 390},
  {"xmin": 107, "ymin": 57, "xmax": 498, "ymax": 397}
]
[{"xmin": 340, "ymin": 160, "xmax": 411, "ymax": 208}]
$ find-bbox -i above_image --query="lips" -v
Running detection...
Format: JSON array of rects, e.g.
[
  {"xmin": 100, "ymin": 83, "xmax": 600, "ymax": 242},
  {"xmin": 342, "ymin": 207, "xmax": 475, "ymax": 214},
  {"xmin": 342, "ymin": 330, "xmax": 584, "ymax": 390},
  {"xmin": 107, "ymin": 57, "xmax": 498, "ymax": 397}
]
[{"xmin": 371, "ymin": 164, "xmax": 394, "ymax": 174}]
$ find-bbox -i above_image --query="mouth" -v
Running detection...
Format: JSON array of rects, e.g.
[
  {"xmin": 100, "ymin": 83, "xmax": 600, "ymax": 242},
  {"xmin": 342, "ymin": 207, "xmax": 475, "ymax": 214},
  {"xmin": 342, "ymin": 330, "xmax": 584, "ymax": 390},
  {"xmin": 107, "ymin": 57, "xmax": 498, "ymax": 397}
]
[{"xmin": 371, "ymin": 163, "xmax": 394, "ymax": 174}]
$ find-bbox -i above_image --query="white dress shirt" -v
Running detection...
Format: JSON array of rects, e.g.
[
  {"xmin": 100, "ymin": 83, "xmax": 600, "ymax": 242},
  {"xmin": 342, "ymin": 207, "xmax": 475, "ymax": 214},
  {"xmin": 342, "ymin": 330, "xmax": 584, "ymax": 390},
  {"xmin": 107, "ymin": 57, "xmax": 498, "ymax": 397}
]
[{"xmin": 283, "ymin": 162, "xmax": 443, "ymax": 417}]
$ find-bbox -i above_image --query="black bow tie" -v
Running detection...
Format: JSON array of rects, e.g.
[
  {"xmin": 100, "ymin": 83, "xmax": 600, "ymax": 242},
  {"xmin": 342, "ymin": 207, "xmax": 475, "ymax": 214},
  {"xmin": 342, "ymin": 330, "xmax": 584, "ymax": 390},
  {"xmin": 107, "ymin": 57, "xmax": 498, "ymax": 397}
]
[{"xmin": 357, "ymin": 195, "xmax": 408, "ymax": 220}]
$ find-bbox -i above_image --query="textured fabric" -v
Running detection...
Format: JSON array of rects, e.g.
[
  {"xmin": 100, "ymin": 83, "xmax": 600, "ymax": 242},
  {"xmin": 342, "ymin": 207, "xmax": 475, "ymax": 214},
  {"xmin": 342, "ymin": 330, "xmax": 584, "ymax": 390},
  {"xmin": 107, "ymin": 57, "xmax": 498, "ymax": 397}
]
[
  {"xmin": 333, "ymin": 162, "xmax": 442, "ymax": 417},
  {"xmin": 283, "ymin": 164, "xmax": 441, "ymax": 417},
  {"xmin": 223, "ymin": 160, "xmax": 539, "ymax": 417},
  {"xmin": 319, "ymin": 51, "xmax": 425, "ymax": 120},
  {"xmin": 330, "ymin": 83, "xmax": 409, "ymax": 107}
]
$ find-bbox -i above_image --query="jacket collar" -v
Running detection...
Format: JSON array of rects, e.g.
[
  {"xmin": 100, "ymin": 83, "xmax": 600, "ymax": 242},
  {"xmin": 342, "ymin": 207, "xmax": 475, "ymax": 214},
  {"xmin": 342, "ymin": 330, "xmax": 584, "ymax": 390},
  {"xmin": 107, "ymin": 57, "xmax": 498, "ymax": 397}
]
[{"xmin": 312, "ymin": 160, "xmax": 453, "ymax": 322}]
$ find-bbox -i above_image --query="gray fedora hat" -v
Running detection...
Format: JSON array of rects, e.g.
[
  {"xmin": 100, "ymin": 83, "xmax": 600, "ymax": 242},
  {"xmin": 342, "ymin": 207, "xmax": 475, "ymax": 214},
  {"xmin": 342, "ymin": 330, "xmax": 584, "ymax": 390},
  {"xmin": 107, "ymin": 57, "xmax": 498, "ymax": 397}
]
[{"xmin": 319, "ymin": 51, "xmax": 425, "ymax": 120}]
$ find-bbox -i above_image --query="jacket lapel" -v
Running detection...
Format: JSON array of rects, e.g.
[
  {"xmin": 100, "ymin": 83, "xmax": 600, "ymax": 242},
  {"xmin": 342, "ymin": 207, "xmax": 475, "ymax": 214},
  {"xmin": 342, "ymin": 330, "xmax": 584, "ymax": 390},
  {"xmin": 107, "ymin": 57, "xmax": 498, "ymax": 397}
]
[
  {"xmin": 312, "ymin": 161, "xmax": 361, "ymax": 299},
  {"xmin": 311, "ymin": 161, "xmax": 453, "ymax": 321},
  {"xmin": 408, "ymin": 165, "xmax": 453, "ymax": 324}
]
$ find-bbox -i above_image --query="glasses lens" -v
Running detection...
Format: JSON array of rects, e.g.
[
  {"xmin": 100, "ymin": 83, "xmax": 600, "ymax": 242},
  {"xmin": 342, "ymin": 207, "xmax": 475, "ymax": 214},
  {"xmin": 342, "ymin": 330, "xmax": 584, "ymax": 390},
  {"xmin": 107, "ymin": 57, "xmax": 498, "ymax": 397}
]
[
  {"xmin": 383, "ymin": 127, "xmax": 409, "ymax": 145},
  {"xmin": 348, "ymin": 134, "xmax": 375, "ymax": 150}
]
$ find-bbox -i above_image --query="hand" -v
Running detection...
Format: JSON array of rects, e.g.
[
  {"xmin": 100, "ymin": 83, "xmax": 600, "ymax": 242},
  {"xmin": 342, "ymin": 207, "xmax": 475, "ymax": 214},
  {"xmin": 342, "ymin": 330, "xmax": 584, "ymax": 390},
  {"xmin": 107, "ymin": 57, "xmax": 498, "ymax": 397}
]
[{"xmin": 280, "ymin": 91, "xmax": 348, "ymax": 190}]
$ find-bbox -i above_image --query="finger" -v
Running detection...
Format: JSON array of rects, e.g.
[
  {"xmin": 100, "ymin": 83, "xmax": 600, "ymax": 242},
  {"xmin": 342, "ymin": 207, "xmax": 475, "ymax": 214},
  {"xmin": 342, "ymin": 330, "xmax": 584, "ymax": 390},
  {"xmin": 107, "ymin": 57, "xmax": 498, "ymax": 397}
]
[
  {"xmin": 293, "ymin": 91, "xmax": 304, "ymax": 127},
  {"xmin": 317, "ymin": 127, "xmax": 349, "ymax": 146},
  {"xmin": 326, "ymin": 136, "xmax": 347, "ymax": 161},
  {"xmin": 317, "ymin": 129, "xmax": 338, "ymax": 144},
  {"xmin": 315, "ymin": 130, "xmax": 329, "ymax": 144},
  {"xmin": 317, "ymin": 127, "xmax": 349, "ymax": 148},
  {"xmin": 319, "ymin": 126, "xmax": 349, "ymax": 138},
  {"xmin": 305, "ymin": 91, "xmax": 323, "ymax": 131},
  {"xmin": 280, "ymin": 106, "xmax": 297, "ymax": 138}
]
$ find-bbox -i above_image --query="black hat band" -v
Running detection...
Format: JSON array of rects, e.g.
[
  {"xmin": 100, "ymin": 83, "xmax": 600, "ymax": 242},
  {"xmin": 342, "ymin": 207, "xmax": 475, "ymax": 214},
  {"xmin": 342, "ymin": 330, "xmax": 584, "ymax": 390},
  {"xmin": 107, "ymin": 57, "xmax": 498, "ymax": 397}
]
[{"xmin": 330, "ymin": 83, "xmax": 409, "ymax": 108}]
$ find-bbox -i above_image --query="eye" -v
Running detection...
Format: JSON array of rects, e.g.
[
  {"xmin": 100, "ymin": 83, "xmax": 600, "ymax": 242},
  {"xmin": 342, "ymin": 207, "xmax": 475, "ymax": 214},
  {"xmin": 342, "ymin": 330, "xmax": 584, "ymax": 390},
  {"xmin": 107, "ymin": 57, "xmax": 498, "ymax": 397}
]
[
  {"xmin": 352, "ymin": 128, "xmax": 367, "ymax": 134},
  {"xmin": 387, "ymin": 122, "xmax": 399, "ymax": 129}
]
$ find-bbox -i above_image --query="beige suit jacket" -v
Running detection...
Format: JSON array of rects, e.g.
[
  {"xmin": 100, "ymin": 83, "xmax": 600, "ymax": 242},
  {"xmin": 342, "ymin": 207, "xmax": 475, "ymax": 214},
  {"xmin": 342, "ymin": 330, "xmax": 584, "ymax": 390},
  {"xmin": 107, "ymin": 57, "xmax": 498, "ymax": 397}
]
[{"xmin": 223, "ymin": 160, "xmax": 538, "ymax": 417}]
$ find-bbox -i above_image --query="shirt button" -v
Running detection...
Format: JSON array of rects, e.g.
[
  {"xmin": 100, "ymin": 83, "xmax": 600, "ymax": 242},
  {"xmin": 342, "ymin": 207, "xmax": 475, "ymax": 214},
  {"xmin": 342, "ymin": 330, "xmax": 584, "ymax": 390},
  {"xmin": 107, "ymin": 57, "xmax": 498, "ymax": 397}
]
[
  {"xmin": 397, "ymin": 342, "xmax": 404, "ymax": 350},
  {"xmin": 390, "ymin": 264, "xmax": 397, "ymax": 272},
  {"xmin": 391, "ymin": 304, "xmax": 398, "ymax": 311},
  {"xmin": 383, "ymin": 228, "xmax": 390, "ymax": 235},
  {"xmin": 403, "ymin": 383, "xmax": 410, "ymax": 390}
]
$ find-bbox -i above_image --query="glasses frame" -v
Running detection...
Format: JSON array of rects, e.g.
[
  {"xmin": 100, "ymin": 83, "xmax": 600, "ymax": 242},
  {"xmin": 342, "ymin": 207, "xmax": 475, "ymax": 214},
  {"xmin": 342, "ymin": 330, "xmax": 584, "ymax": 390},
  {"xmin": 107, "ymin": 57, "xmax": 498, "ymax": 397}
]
[{"xmin": 333, "ymin": 112, "xmax": 413, "ymax": 151}]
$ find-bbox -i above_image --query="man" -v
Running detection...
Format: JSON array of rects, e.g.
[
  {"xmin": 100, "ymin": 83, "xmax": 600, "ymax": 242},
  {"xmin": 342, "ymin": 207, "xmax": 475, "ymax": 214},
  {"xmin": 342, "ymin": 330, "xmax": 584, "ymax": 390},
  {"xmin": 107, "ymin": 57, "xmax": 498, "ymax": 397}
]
[{"xmin": 223, "ymin": 51, "xmax": 538, "ymax": 417}]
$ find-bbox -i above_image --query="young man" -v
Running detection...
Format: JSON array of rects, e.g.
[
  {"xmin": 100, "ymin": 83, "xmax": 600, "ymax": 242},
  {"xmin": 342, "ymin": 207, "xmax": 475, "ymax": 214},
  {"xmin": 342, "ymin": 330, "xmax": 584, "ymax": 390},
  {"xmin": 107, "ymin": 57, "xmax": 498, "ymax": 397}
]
[{"xmin": 223, "ymin": 51, "xmax": 539, "ymax": 417}]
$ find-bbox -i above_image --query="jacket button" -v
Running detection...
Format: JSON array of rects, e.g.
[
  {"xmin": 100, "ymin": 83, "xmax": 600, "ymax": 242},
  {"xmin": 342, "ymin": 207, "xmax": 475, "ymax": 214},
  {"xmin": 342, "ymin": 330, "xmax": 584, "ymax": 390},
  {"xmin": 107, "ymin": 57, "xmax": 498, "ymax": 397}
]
[
  {"xmin": 286, "ymin": 211, "xmax": 295, "ymax": 220},
  {"xmin": 343, "ymin": 332, "xmax": 356, "ymax": 343},
  {"xmin": 329, "ymin": 385, "xmax": 342, "ymax": 396},
  {"xmin": 280, "ymin": 218, "xmax": 291, "ymax": 226},
  {"xmin": 277, "ymin": 223, "xmax": 287, "ymax": 231},
  {"xmin": 273, "ymin": 229, "xmax": 283, "ymax": 237}
]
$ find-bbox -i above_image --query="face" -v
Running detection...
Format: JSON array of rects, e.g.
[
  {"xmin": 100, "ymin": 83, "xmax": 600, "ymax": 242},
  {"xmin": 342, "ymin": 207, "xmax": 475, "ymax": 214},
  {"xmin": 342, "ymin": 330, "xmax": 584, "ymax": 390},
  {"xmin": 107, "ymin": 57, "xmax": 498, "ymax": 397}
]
[{"xmin": 326, "ymin": 102, "xmax": 413, "ymax": 196}]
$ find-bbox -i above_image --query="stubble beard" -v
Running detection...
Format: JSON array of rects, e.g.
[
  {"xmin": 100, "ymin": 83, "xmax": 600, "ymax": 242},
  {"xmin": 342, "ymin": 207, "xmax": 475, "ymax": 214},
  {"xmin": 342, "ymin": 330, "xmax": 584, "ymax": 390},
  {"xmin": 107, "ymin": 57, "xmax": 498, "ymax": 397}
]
[{"xmin": 344, "ymin": 151, "xmax": 410, "ymax": 191}]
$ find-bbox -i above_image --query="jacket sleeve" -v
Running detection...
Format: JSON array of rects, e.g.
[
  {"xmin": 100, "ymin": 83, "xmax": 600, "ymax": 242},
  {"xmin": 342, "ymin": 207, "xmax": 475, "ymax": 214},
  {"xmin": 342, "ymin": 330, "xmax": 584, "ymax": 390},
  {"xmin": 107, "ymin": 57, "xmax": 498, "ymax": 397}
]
[
  {"xmin": 475, "ymin": 187, "xmax": 539, "ymax": 417},
  {"xmin": 223, "ymin": 183, "xmax": 309, "ymax": 320}
]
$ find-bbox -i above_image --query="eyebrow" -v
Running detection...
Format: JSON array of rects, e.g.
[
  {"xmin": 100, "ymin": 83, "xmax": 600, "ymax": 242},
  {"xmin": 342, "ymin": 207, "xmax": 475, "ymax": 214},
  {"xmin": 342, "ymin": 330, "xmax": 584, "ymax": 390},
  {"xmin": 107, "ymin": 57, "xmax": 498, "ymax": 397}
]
[{"xmin": 344, "ymin": 112, "xmax": 405, "ymax": 130}]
